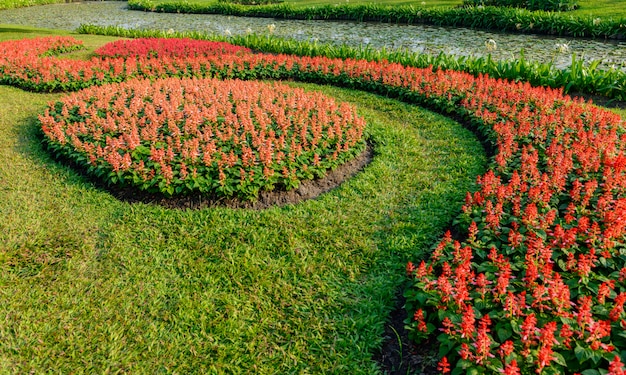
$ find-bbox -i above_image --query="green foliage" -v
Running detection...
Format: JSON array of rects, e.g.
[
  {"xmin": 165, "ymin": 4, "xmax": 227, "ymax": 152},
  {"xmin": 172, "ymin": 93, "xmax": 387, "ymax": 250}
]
[
  {"xmin": 127, "ymin": 0, "xmax": 626, "ymax": 39},
  {"xmin": 463, "ymin": 0, "xmax": 578, "ymax": 12},
  {"xmin": 0, "ymin": 0, "xmax": 62, "ymax": 10},
  {"xmin": 77, "ymin": 24, "xmax": 626, "ymax": 102},
  {"xmin": 218, "ymin": 0, "xmax": 284, "ymax": 5}
]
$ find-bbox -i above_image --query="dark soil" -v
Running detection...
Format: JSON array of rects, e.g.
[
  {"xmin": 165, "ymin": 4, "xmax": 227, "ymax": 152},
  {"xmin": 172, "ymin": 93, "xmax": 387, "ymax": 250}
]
[
  {"xmin": 568, "ymin": 91, "xmax": 626, "ymax": 110},
  {"xmin": 374, "ymin": 292, "xmax": 440, "ymax": 375},
  {"xmin": 105, "ymin": 143, "xmax": 374, "ymax": 210}
]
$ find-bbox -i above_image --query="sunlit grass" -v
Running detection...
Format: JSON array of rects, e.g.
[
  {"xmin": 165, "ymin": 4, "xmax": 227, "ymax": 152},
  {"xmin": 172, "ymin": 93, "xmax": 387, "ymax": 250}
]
[
  {"xmin": 573, "ymin": 0, "xmax": 626, "ymax": 18},
  {"xmin": 0, "ymin": 28, "xmax": 486, "ymax": 373},
  {"xmin": 0, "ymin": 0, "xmax": 59, "ymax": 10}
]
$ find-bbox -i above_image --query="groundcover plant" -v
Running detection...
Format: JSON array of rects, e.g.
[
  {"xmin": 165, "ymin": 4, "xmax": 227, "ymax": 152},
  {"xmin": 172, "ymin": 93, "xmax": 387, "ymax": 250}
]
[{"xmin": 2, "ymin": 35, "xmax": 626, "ymax": 374}]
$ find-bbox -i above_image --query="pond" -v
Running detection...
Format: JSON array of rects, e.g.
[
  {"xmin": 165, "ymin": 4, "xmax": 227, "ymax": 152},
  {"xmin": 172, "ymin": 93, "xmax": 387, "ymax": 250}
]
[{"xmin": 1, "ymin": 1, "xmax": 625, "ymax": 70}]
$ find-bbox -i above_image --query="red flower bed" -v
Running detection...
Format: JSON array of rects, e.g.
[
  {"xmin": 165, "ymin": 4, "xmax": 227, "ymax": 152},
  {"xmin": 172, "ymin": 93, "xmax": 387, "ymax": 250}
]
[
  {"xmin": 40, "ymin": 77, "xmax": 365, "ymax": 198},
  {"xmin": 94, "ymin": 38, "xmax": 251, "ymax": 59},
  {"xmin": 2, "ymin": 36, "xmax": 626, "ymax": 373}
]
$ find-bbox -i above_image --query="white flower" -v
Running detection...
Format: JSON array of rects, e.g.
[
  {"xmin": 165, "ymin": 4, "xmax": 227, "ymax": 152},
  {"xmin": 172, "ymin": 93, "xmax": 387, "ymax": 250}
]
[
  {"xmin": 485, "ymin": 39, "xmax": 497, "ymax": 52},
  {"xmin": 246, "ymin": 27, "xmax": 253, "ymax": 34},
  {"xmin": 267, "ymin": 23, "xmax": 276, "ymax": 34},
  {"xmin": 224, "ymin": 29, "xmax": 232, "ymax": 36},
  {"xmin": 555, "ymin": 43, "xmax": 570, "ymax": 53},
  {"xmin": 593, "ymin": 18, "xmax": 601, "ymax": 26}
]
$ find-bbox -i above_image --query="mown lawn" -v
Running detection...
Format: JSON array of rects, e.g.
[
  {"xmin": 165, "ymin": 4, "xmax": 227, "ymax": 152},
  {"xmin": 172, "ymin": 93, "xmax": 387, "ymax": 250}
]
[
  {"xmin": 574, "ymin": 0, "xmax": 626, "ymax": 18},
  {"xmin": 0, "ymin": 28, "xmax": 487, "ymax": 373}
]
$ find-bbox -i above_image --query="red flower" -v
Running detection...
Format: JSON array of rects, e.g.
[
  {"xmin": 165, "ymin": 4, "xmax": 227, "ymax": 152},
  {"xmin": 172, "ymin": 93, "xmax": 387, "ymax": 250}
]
[
  {"xmin": 609, "ymin": 356, "xmax": 626, "ymax": 375},
  {"xmin": 498, "ymin": 340, "xmax": 515, "ymax": 359},
  {"xmin": 474, "ymin": 315, "xmax": 493, "ymax": 364},
  {"xmin": 501, "ymin": 360, "xmax": 521, "ymax": 375},
  {"xmin": 437, "ymin": 356, "xmax": 451, "ymax": 374},
  {"xmin": 413, "ymin": 309, "xmax": 428, "ymax": 333},
  {"xmin": 459, "ymin": 304, "xmax": 476, "ymax": 339},
  {"xmin": 406, "ymin": 261, "xmax": 416, "ymax": 277}
]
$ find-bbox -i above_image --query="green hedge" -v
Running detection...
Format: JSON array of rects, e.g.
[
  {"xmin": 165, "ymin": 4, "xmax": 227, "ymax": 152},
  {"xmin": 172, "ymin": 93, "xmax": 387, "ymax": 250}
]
[
  {"xmin": 127, "ymin": 0, "xmax": 626, "ymax": 39},
  {"xmin": 462, "ymin": 0, "xmax": 578, "ymax": 12}
]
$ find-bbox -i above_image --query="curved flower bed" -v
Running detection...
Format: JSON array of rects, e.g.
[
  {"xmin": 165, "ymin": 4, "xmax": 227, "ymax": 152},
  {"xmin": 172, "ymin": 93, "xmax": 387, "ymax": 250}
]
[
  {"xmin": 40, "ymin": 77, "xmax": 365, "ymax": 198},
  {"xmin": 2, "ymin": 36, "xmax": 626, "ymax": 373},
  {"xmin": 94, "ymin": 38, "xmax": 251, "ymax": 59}
]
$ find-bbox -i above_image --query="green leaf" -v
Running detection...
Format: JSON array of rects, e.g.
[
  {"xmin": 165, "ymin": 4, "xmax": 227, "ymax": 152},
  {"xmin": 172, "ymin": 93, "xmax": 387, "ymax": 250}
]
[
  {"xmin": 496, "ymin": 321, "xmax": 512, "ymax": 342},
  {"xmin": 552, "ymin": 352, "xmax": 567, "ymax": 367}
]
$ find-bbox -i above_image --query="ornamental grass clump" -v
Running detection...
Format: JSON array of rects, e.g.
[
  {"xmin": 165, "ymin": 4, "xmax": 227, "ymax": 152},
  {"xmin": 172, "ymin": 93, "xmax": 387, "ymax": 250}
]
[{"xmin": 39, "ymin": 77, "xmax": 366, "ymax": 199}]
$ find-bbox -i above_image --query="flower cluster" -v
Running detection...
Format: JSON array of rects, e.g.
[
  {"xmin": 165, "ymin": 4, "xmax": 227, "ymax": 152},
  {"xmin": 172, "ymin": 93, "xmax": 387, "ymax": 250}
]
[
  {"xmin": 94, "ymin": 37, "xmax": 251, "ymax": 59},
  {"xmin": 40, "ymin": 77, "xmax": 365, "ymax": 198},
  {"xmin": 2, "ymin": 36, "xmax": 626, "ymax": 371},
  {"xmin": 405, "ymin": 75, "xmax": 626, "ymax": 373}
]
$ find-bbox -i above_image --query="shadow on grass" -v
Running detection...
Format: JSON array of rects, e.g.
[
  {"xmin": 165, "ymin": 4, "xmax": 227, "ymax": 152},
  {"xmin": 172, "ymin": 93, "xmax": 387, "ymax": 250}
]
[{"xmin": 0, "ymin": 27, "xmax": 35, "ymax": 33}]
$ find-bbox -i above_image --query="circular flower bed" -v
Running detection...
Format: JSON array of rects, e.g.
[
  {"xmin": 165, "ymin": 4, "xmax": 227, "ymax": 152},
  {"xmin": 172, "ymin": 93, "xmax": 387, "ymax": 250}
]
[{"xmin": 39, "ymin": 77, "xmax": 366, "ymax": 199}]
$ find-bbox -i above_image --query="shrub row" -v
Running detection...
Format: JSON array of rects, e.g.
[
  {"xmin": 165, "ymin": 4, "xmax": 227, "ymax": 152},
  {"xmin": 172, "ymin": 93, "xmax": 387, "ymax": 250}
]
[
  {"xmin": 2, "ymin": 35, "xmax": 626, "ymax": 373},
  {"xmin": 127, "ymin": 0, "xmax": 626, "ymax": 40},
  {"xmin": 462, "ymin": 0, "xmax": 578, "ymax": 12},
  {"xmin": 78, "ymin": 25, "xmax": 626, "ymax": 102}
]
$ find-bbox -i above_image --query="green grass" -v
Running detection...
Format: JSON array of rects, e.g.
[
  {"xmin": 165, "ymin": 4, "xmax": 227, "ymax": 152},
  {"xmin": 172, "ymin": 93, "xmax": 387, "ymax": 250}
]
[
  {"xmin": 0, "ymin": 28, "xmax": 487, "ymax": 373},
  {"xmin": 242, "ymin": 0, "xmax": 460, "ymax": 7},
  {"xmin": 573, "ymin": 0, "xmax": 626, "ymax": 18},
  {"xmin": 0, "ymin": 0, "xmax": 60, "ymax": 10}
]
